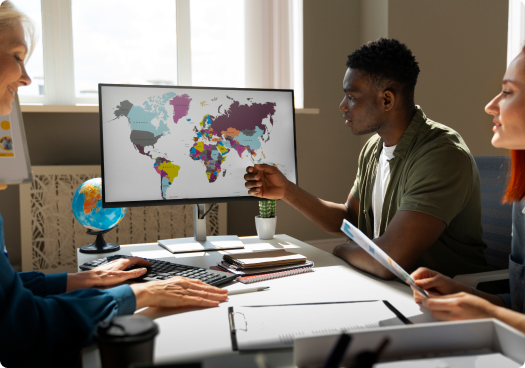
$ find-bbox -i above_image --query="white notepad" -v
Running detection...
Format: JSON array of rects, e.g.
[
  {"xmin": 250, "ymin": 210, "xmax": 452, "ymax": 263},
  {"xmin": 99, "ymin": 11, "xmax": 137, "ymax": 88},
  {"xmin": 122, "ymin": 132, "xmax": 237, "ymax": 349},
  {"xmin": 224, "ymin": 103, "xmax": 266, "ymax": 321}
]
[
  {"xmin": 158, "ymin": 235, "xmax": 244, "ymax": 253},
  {"xmin": 0, "ymin": 95, "xmax": 32, "ymax": 184},
  {"xmin": 229, "ymin": 300, "xmax": 406, "ymax": 350}
]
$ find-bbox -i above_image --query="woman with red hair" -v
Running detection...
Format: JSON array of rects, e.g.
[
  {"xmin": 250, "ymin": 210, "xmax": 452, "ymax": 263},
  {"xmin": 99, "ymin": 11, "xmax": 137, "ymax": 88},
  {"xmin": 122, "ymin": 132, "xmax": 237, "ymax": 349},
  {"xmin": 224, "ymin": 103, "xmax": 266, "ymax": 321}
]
[{"xmin": 411, "ymin": 46, "xmax": 525, "ymax": 332}]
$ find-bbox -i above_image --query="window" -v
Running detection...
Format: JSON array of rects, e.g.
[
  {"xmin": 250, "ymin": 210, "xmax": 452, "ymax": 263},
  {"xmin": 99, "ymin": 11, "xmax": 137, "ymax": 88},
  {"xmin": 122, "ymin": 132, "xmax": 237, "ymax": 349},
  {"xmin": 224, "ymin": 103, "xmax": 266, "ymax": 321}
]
[
  {"xmin": 508, "ymin": 0, "xmax": 525, "ymax": 67},
  {"xmin": 13, "ymin": 0, "xmax": 304, "ymax": 108},
  {"xmin": 12, "ymin": 0, "xmax": 44, "ymax": 100},
  {"xmin": 190, "ymin": 0, "xmax": 245, "ymax": 88},
  {"xmin": 71, "ymin": 0, "xmax": 178, "ymax": 100}
]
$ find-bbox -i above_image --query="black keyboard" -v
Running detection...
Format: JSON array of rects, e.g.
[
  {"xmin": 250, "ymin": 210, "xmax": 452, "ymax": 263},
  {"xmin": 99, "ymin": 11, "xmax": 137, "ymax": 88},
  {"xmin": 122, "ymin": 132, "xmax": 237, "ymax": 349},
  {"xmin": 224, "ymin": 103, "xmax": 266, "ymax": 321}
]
[{"xmin": 79, "ymin": 254, "xmax": 236, "ymax": 286}]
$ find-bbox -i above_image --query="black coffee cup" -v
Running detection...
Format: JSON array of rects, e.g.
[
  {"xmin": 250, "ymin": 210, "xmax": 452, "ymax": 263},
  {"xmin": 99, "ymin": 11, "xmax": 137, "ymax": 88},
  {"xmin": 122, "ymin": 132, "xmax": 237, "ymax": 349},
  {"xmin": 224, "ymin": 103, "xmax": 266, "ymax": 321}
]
[{"xmin": 94, "ymin": 316, "xmax": 159, "ymax": 368}]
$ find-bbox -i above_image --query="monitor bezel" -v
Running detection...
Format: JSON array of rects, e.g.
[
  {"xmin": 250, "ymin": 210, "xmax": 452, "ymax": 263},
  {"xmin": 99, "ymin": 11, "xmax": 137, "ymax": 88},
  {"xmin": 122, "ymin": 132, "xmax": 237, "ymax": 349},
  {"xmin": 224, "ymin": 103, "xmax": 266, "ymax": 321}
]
[{"xmin": 99, "ymin": 83, "xmax": 298, "ymax": 208}]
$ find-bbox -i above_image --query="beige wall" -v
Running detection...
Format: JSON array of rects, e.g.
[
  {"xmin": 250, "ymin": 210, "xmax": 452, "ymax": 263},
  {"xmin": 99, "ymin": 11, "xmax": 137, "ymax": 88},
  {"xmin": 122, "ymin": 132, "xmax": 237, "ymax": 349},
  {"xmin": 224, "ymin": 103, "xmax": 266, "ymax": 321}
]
[
  {"xmin": 360, "ymin": 0, "xmax": 388, "ymax": 49},
  {"xmin": 358, "ymin": 0, "xmax": 389, "ymax": 147},
  {"xmin": 388, "ymin": 0, "xmax": 508, "ymax": 157},
  {"xmin": 0, "ymin": 0, "xmax": 509, "ymax": 270}
]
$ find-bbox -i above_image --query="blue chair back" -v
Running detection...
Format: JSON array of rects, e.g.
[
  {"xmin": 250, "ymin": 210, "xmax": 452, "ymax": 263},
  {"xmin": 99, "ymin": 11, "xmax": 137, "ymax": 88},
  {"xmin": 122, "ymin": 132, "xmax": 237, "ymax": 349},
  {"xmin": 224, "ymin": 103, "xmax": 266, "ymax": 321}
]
[{"xmin": 474, "ymin": 156, "xmax": 512, "ymax": 270}]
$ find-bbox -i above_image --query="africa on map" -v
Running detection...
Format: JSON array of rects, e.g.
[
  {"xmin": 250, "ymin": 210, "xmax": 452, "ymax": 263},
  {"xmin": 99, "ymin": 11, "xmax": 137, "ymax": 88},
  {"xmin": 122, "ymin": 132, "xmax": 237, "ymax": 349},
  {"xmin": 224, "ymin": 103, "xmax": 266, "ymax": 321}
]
[{"xmin": 101, "ymin": 86, "xmax": 296, "ymax": 204}]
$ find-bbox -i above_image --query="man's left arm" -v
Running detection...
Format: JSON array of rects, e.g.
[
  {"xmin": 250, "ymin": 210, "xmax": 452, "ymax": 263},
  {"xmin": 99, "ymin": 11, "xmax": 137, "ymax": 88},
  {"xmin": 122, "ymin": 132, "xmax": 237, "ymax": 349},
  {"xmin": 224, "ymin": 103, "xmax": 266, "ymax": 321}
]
[
  {"xmin": 333, "ymin": 146, "xmax": 472, "ymax": 279},
  {"xmin": 334, "ymin": 211, "xmax": 445, "ymax": 279}
]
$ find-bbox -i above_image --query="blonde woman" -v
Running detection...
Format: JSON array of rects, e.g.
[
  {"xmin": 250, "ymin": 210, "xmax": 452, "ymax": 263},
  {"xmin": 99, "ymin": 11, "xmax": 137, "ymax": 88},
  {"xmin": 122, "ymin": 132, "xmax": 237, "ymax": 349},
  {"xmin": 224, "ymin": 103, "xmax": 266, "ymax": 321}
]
[
  {"xmin": 411, "ymin": 46, "xmax": 525, "ymax": 333},
  {"xmin": 0, "ymin": 2, "xmax": 227, "ymax": 367}
]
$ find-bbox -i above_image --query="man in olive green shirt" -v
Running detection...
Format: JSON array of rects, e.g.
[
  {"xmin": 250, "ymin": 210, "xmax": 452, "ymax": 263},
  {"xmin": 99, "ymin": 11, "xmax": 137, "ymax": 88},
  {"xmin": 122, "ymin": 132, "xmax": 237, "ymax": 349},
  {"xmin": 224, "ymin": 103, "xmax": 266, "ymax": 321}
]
[{"xmin": 244, "ymin": 38, "xmax": 491, "ymax": 279}]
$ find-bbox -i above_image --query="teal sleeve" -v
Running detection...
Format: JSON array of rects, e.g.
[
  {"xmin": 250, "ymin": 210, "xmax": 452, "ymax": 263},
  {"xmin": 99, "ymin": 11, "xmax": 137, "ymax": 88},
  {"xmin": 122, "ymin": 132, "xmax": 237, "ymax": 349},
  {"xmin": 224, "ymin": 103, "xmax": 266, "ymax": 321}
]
[
  {"xmin": 0, "ymin": 252, "xmax": 137, "ymax": 367},
  {"xmin": 105, "ymin": 284, "xmax": 137, "ymax": 316},
  {"xmin": 19, "ymin": 271, "xmax": 67, "ymax": 296},
  {"xmin": 45, "ymin": 272, "xmax": 68, "ymax": 295}
]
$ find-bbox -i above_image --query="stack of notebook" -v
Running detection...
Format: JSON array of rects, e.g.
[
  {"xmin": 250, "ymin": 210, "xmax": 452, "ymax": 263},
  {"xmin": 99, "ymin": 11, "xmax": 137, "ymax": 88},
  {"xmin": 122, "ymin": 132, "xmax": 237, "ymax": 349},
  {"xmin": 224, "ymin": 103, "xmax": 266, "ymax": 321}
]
[{"xmin": 214, "ymin": 249, "xmax": 314, "ymax": 284}]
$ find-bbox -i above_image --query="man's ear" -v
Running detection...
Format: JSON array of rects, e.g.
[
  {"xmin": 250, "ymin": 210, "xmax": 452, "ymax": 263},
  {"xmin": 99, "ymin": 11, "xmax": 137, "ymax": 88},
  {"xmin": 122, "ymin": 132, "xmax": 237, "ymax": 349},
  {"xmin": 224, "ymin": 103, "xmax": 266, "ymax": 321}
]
[{"xmin": 383, "ymin": 89, "xmax": 395, "ymax": 112}]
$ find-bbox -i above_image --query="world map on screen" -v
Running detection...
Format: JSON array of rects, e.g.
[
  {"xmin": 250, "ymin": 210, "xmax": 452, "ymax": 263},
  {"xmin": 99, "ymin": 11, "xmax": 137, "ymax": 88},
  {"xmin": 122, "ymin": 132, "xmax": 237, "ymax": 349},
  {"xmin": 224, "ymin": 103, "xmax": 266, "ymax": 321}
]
[{"xmin": 103, "ymin": 88, "xmax": 296, "ymax": 202}]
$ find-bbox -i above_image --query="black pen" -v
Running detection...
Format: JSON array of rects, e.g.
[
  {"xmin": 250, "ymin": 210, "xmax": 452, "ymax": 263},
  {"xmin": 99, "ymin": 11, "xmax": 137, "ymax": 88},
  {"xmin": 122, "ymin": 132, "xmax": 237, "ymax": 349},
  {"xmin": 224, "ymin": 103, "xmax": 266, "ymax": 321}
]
[
  {"xmin": 322, "ymin": 333, "xmax": 352, "ymax": 368},
  {"xmin": 347, "ymin": 337, "xmax": 390, "ymax": 368}
]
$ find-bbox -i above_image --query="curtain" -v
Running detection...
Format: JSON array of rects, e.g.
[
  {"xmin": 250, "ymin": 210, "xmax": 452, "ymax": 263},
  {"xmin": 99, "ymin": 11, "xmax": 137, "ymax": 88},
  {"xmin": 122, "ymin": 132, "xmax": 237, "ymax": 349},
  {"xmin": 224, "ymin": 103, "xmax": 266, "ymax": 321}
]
[{"xmin": 245, "ymin": 0, "xmax": 303, "ymax": 108}]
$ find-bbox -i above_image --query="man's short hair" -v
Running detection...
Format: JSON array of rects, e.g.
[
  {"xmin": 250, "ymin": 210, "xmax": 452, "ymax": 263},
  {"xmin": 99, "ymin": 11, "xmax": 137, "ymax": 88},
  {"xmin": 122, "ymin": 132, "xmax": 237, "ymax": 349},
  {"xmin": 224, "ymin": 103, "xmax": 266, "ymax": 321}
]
[{"xmin": 346, "ymin": 38, "xmax": 420, "ymax": 104}]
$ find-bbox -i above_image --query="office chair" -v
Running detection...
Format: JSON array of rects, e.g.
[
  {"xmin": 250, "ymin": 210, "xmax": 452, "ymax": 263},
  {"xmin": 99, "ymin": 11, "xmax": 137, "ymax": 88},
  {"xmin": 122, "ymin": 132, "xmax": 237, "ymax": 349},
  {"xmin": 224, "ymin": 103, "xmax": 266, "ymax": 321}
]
[{"xmin": 453, "ymin": 156, "xmax": 512, "ymax": 288}]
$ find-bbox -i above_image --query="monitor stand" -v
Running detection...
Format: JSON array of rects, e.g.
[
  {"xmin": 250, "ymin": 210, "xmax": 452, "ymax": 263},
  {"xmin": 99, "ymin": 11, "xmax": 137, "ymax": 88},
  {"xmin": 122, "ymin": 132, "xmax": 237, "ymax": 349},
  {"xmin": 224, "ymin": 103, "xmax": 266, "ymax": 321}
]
[{"xmin": 157, "ymin": 204, "xmax": 244, "ymax": 253}]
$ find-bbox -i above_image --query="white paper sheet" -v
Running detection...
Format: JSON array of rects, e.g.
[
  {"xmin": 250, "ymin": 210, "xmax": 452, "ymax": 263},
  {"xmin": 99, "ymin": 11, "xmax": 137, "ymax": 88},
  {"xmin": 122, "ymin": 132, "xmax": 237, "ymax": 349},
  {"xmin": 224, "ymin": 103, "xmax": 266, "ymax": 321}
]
[
  {"xmin": 0, "ymin": 95, "xmax": 32, "ymax": 184},
  {"xmin": 232, "ymin": 301, "xmax": 401, "ymax": 350}
]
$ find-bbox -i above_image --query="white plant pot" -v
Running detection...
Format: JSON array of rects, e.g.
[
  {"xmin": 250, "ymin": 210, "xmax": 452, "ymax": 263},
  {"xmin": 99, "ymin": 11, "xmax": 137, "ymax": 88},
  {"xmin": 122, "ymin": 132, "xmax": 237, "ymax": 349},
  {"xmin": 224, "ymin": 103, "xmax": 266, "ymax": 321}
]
[{"xmin": 255, "ymin": 216, "xmax": 277, "ymax": 240}]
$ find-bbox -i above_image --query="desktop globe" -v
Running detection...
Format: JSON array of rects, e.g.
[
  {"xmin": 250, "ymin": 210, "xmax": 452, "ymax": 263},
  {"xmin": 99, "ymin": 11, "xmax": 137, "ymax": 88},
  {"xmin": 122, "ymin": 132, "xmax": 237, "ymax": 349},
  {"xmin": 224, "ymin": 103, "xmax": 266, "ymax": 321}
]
[
  {"xmin": 72, "ymin": 177, "xmax": 126, "ymax": 231},
  {"xmin": 72, "ymin": 177, "xmax": 127, "ymax": 253}
]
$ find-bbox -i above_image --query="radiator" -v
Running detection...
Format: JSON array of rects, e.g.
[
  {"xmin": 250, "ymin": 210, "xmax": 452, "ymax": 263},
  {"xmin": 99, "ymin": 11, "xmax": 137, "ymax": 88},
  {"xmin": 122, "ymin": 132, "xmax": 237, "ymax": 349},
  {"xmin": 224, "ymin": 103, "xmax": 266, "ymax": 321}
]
[{"xmin": 20, "ymin": 165, "xmax": 226, "ymax": 273}]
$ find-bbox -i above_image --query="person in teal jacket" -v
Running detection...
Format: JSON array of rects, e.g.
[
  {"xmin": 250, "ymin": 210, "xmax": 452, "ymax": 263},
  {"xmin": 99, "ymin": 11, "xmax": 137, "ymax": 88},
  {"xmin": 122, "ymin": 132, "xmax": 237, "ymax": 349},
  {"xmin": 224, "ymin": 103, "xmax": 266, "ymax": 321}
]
[{"xmin": 0, "ymin": 2, "xmax": 228, "ymax": 367}]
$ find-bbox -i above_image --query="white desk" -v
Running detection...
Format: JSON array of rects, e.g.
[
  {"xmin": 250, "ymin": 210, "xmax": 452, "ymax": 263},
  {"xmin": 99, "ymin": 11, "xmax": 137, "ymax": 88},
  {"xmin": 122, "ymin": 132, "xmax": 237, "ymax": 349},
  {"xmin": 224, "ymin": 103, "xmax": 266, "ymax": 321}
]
[{"xmin": 79, "ymin": 235, "xmax": 434, "ymax": 367}]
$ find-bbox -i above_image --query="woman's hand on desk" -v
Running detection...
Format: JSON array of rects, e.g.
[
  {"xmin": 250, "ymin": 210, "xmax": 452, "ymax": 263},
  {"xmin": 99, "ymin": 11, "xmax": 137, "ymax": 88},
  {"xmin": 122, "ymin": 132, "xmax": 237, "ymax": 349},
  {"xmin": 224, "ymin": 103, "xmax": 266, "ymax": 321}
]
[
  {"xmin": 68, "ymin": 258, "xmax": 228, "ymax": 309},
  {"xmin": 131, "ymin": 277, "xmax": 228, "ymax": 309},
  {"xmin": 66, "ymin": 257, "xmax": 152, "ymax": 291}
]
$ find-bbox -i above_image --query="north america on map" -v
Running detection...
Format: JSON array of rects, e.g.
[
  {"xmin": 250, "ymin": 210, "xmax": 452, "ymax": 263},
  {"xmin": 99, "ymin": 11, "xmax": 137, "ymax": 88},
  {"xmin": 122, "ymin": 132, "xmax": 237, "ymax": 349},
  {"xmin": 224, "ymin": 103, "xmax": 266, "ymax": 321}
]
[{"xmin": 112, "ymin": 92, "xmax": 277, "ymax": 200}]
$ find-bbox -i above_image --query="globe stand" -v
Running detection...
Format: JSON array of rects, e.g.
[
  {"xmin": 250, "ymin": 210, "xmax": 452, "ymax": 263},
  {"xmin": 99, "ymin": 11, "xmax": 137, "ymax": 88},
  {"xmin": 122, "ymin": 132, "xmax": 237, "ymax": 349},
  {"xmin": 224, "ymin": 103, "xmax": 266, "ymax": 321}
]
[{"xmin": 79, "ymin": 228, "xmax": 121, "ymax": 254}]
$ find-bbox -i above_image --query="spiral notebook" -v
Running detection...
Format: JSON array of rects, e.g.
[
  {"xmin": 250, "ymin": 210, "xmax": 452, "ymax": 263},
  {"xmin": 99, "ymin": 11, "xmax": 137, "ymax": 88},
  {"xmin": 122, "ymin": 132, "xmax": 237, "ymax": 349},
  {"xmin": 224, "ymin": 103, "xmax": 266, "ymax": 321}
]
[
  {"xmin": 223, "ymin": 249, "xmax": 307, "ymax": 269},
  {"xmin": 236, "ymin": 266, "xmax": 314, "ymax": 284},
  {"xmin": 218, "ymin": 260, "xmax": 315, "ymax": 275},
  {"xmin": 211, "ymin": 262, "xmax": 314, "ymax": 284}
]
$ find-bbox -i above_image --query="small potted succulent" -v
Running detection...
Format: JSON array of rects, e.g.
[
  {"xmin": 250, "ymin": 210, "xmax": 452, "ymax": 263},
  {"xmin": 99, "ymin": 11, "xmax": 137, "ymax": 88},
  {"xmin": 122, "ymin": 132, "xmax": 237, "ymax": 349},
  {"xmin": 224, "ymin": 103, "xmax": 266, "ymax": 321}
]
[{"xmin": 255, "ymin": 199, "xmax": 277, "ymax": 240}]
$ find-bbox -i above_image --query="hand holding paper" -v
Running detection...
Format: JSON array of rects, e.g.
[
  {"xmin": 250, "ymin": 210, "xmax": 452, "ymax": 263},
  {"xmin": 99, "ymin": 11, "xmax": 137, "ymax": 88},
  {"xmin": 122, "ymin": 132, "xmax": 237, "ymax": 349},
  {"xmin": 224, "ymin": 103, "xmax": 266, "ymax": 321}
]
[{"xmin": 340, "ymin": 219, "xmax": 429, "ymax": 298}]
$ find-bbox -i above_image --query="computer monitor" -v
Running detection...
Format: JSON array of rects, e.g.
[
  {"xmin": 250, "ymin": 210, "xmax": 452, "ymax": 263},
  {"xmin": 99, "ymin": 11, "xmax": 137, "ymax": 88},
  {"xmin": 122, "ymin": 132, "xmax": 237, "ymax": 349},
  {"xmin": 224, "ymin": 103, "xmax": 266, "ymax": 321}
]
[{"xmin": 99, "ymin": 84, "xmax": 298, "ymax": 251}]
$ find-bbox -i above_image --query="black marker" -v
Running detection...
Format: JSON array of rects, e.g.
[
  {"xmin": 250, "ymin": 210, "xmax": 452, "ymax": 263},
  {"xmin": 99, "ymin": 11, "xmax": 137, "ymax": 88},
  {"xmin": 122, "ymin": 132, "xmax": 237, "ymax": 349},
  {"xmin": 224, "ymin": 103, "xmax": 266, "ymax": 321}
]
[
  {"xmin": 322, "ymin": 333, "xmax": 352, "ymax": 368},
  {"xmin": 347, "ymin": 337, "xmax": 390, "ymax": 368}
]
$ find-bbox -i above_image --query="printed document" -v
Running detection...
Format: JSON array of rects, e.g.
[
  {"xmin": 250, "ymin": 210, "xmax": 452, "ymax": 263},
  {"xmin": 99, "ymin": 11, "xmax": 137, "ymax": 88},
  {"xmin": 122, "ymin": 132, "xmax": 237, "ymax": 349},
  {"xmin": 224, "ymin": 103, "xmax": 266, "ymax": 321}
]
[
  {"xmin": 232, "ymin": 301, "xmax": 402, "ymax": 350},
  {"xmin": 341, "ymin": 219, "xmax": 428, "ymax": 297}
]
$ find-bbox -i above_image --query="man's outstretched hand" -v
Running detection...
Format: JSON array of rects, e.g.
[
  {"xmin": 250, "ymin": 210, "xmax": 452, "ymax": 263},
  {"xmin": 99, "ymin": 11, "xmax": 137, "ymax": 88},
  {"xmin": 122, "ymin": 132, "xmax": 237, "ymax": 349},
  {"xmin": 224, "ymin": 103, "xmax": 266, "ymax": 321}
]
[{"xmin": 244, "ymin": 164, "xmax": 289, "ymax": 199}]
